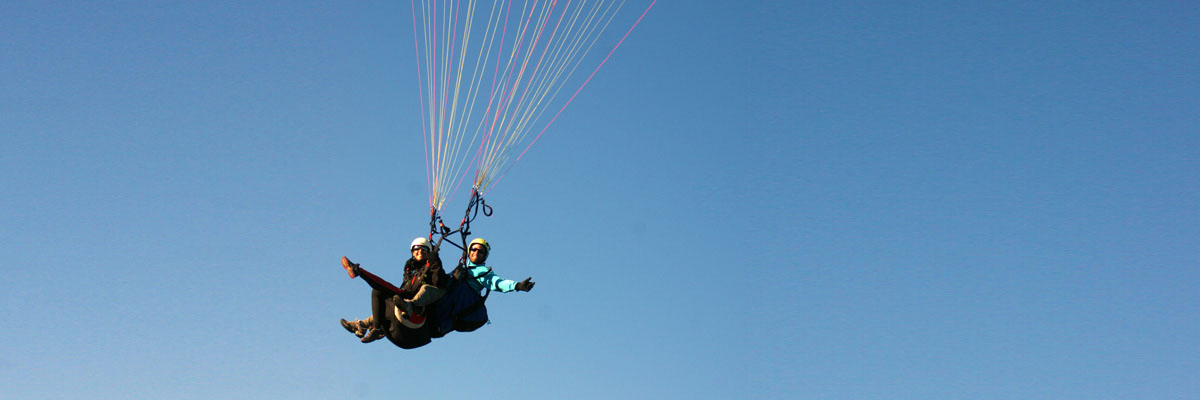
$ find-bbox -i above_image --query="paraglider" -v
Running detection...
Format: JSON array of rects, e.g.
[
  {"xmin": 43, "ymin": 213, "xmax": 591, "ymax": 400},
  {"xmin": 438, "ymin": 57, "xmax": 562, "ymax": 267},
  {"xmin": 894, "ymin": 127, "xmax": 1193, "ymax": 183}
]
[
  {"xmin": 337, "ymin": 0, "xmax": 654, "ymax": 349},
  {"xmin": 338, "ymin": 237, "xmax": 535, "ymax": 348}
]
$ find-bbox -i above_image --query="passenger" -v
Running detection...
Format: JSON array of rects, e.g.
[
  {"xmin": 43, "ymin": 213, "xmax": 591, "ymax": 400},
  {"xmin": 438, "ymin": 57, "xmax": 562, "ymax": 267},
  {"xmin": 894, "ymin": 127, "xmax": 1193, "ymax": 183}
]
[{"xmin": 339, "ymin": 237, "xmax": 447, "ymax": 343}]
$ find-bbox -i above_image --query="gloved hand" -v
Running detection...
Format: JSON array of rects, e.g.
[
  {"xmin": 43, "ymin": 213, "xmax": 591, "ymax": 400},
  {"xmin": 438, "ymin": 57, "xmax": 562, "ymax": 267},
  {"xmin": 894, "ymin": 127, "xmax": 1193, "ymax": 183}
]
[{"xmin": 515, "ymin": 277, "xmax": 535, "ymax": 292}]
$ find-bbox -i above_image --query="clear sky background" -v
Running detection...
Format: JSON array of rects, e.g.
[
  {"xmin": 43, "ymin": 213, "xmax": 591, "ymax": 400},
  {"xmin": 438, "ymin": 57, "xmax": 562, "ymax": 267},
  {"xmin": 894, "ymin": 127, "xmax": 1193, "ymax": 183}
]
[{"xmin": 2, "ymin": 1, "xmax": 1197, "ymax": 399}]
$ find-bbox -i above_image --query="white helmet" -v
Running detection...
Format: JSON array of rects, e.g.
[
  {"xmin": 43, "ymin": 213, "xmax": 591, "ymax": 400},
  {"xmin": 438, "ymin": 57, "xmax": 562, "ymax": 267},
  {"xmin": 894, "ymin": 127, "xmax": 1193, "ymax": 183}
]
[{"xmin": 410, "ymin": 237, "xmax": 432, "ymax": 252}]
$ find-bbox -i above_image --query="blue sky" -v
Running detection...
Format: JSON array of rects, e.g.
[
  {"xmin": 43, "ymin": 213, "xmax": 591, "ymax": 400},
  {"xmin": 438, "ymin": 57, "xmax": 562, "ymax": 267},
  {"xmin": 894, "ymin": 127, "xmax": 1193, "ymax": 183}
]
[{"xmin": 2, "ymin": 1, "xmax": 1197, "ymax": 399}]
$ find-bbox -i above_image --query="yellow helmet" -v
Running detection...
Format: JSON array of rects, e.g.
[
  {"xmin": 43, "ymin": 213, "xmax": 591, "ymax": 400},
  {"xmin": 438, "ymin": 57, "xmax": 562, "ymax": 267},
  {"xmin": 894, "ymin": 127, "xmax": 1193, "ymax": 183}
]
[{"xmin": 469, "ymin": 238, "xmax": 491, "ymax": 253}]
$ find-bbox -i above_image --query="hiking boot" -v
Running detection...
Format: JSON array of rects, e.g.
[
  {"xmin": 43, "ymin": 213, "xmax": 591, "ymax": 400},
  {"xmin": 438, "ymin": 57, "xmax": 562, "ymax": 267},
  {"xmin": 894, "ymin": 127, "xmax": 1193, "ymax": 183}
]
[
  {"xmin": 340, "ymin": 318, "xmax": 367, "ymax": 338},
  {"xmin": 360, "ymin": 327, "xmax": 385, "ymax": 343},
  {"xmin": 341, "ymin": 256, "xmax": 359, "ymax": 279}
]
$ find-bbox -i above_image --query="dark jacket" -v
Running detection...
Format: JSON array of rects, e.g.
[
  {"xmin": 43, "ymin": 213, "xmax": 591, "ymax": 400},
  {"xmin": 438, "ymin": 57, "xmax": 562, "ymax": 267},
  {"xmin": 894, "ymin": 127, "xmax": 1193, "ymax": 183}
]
[{"xmin": 400, "ymin": 252, "xmax": 448, "ymax": 293}]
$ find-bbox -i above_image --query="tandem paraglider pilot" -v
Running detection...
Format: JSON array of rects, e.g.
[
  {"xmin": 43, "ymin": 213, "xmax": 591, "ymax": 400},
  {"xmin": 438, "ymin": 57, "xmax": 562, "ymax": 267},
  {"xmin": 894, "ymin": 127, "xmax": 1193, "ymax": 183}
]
[{"xmin": 460, "ymin": 238, "xmax": 534, "ymax": 295}]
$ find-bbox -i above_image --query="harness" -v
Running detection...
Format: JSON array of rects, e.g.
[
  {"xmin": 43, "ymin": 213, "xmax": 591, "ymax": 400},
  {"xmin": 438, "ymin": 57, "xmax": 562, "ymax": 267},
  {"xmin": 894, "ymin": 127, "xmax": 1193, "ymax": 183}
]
[{"xmin": 423, "ymin": 188, "xmax": 495, "ymax": 336}]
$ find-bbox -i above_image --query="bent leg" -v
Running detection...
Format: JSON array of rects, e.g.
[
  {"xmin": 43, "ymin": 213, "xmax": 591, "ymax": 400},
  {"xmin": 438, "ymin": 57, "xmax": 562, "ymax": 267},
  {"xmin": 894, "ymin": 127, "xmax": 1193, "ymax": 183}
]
[{"xmin": 410, "ymin": 284, "xmax": 446, "ymax": 307}]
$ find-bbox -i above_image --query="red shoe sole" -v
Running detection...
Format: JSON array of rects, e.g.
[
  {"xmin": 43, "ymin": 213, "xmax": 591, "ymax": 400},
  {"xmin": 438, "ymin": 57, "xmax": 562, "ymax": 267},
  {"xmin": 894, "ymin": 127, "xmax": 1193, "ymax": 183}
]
[{"xmin": 341, "ymin": 256, "xmax": 357, "ymax": 278}]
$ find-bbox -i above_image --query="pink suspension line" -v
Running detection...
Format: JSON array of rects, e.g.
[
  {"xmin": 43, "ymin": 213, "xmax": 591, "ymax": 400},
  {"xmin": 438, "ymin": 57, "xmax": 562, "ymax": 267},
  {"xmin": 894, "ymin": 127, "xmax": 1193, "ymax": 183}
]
[
  {"xmin": 434, "ymin": 0, "xmax": 453, "ymax": 208},
  {"xmin": 477, "ymin": 0, "xmax": 541, "ymax": 187},
  {"xmin": 436, "ymin": 0, "xmax": 466, "ymax": 209},
  {"xmin": 459, "ymin": 0, "xmax": 515, "ymax": 200},
  {"xmin": 432, "ymin": 1, "xmax": 447, "ymax": 209},
  {"xmin": 412, "ymin": 0, "xmax": 433, "ymax": 208},
  {"xmin": 489, "ymin": 0, "xmax": 559, "ymax": 177},
  {"xmin": 442, "ymin": 0, "xmax": 495, "ymax": 210},
  {"xmin": 506, "ymin": 0, "xmax": 568, "ymax": 153},
  {"xmin": 486, "ymin": 0, "xmax": 657, "ymax": 195}
]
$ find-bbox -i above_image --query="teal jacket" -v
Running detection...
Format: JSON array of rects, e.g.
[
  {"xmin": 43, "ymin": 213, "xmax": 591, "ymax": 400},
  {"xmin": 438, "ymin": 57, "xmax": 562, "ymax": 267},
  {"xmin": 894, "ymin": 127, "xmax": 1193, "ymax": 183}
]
[{"xmin": 464, "ymin": 260, "xmax": 517, "ymax": 293}]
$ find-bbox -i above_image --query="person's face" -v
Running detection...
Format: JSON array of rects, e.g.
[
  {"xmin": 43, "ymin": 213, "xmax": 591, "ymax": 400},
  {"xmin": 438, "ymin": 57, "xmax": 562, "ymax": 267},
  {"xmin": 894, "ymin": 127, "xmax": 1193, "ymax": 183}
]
[
  {"xmin": 468, "ymin": 244, "xmax": 488, "ymax": 263},
  {"xmin": 412, "ymin": 246, "xmax": 428, "ymax": 262}
]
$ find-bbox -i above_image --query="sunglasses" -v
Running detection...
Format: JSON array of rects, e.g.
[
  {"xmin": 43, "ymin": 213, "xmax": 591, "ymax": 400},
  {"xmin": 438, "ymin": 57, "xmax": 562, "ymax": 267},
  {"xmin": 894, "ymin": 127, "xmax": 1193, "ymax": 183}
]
[{"xmin": 469, "ymin": 247, "xmax": 487, "ymax": 253}]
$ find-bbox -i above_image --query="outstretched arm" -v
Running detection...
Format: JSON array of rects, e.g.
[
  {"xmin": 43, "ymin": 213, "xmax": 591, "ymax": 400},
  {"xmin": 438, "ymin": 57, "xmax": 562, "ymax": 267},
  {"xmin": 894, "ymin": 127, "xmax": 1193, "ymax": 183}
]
[
  {"xmin": 483, "ymin": 271, "xmax": 534, "ymax": 292},
  {"xmin": 479, "ymin": 269, "xmax": 518, "ymax": 293}
]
